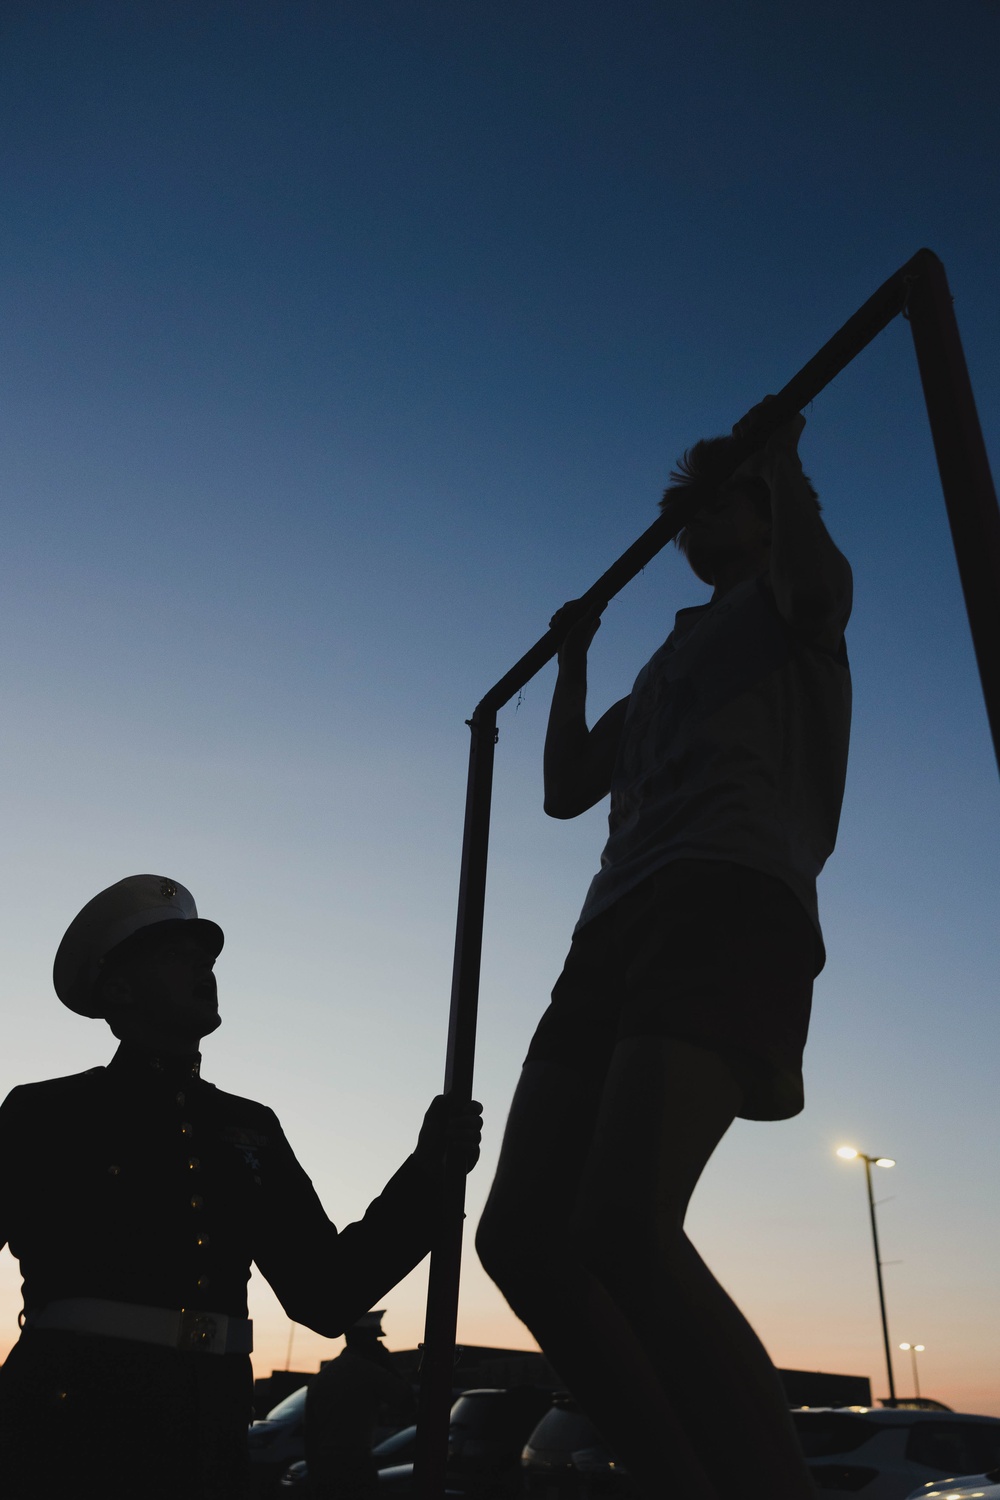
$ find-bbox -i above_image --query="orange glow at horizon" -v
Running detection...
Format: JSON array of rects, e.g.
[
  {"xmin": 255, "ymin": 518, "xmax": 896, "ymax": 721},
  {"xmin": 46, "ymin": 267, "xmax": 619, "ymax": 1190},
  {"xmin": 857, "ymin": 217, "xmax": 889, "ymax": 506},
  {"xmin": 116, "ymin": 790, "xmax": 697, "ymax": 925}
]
[{"xmin": 2, "ymin": 1246, "xmax": 998, "ymax": 1421}]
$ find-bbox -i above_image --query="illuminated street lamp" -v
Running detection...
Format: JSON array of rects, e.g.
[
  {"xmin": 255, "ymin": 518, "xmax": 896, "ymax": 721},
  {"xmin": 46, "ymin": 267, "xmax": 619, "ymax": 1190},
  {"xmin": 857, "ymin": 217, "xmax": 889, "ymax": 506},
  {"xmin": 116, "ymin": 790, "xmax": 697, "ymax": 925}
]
[
  {"xmin": 837, "ymin": 1146, "xmax": 898, "ymax": 1402},
  {"xmin": 899, "ymin": 1342, "xmax": 925, "ymax": 1400}
]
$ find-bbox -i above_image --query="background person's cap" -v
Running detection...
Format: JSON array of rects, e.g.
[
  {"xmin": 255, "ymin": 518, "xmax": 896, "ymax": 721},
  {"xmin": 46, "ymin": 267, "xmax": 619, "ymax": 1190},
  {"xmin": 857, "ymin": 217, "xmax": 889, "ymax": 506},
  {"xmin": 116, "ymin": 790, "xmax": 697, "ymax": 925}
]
[
  {"xmin": 349, "ymin": 1310, "xmax": 387, "ymax": 1338},
  {"xmin": 53, "ymin": 874, "xmax": 225, "ymax": 1017}
]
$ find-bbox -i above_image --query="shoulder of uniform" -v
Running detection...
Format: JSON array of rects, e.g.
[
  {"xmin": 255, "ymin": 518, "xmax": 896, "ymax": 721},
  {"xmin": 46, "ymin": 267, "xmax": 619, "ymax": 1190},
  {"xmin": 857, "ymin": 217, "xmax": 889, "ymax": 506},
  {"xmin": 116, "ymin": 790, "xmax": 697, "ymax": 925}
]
[
  {"xmin": 1, "ymin": 1067, "xmax": 107, "ymax": 1116},
  {"xmin": 201, "ymin": 1081, "xmax": 269, "ymax": 1113},
  {"xmin": 201, "ymin": 1083, "xmax": 280, "ymax": 1129},
  {"xmin": 6, "ymin": 1066, "xmax": 106, "ymax": 1098}
]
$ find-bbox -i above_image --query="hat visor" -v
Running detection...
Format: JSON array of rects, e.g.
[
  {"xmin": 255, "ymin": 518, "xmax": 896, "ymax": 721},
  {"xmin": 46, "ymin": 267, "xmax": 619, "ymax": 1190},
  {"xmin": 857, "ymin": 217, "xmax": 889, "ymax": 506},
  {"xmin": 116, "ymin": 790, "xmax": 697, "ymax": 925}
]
[{"xmin": 108, "ymin": 916, "xmax": 225, "ymax": 964}]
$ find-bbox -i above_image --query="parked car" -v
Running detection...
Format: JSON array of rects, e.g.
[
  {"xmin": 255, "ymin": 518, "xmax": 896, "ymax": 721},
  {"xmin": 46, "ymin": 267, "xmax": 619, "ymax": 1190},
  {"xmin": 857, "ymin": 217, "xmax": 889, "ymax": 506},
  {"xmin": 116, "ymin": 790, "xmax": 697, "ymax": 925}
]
[
  {"xmin": 448, "ymin": 1387, "xmax": 555, "ymax": 1484},
  {"xmin": 281, "ymin": 1386, "xmax": 555, "ymax": 1496},
  {"xmin": 522, "ymin": 1399, "xmax": 1000, "ymax": 1500},
  {"xmin": 792, "ymin": 1406, "xmax": 1000, "ymax": 1500},
  {"xmin": 276, "ymin": 1462, "xmax": 308, "ymax": 1492},
  {"xmin": 278, "ymin": 1462, "xmax": 472, "ymax": 1496},
  {"xmin": 906, "ymin": 1472, "xmax": 1000, "ymax": 1499},
  {"xmin": 378, "ymin": 1385, "xmax": 556, "ymax": 1496},
  {"xmin": 521, "ymin": 1395, "xmax": 637, "ymax": 1498},
  {"xmin": 371, "ymin": 1423, "xmax": 419, "ymax": 1467},
  {"xmin": 249, "ymin": 1385, "xmax": 310, "ymax": 1495},
  {"xmin": 251, "ymin": 1385, "xmax": 422, "ymax": 1495},
  {"xmin": 277, "ymin": 1425, "xmax": 421, "ymax": 1491}
]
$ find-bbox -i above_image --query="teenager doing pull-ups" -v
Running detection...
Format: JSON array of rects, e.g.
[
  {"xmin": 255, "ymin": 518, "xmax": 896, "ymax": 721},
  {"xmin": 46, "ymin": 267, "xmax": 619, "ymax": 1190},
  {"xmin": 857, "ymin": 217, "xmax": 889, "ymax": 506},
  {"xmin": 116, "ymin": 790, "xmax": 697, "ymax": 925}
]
[{"xmin": 477, "ymin": 404, "xmax": 851, "ymax": 1500}]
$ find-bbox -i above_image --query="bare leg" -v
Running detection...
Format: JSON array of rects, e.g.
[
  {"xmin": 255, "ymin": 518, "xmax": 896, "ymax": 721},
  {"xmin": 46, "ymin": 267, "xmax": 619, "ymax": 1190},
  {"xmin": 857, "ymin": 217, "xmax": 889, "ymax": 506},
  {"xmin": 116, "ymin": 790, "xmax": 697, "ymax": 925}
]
[
  {"xmin": 476, "ymin": 1060, "xmax": 719, "ymax": 1500},
  {"xmin": 477, "ymin": 1040, "xmax": 817, "ymax": 1500},
  {"xmin": 578, "ymin": 1036, "xmax": 817, "ymax": 1499}
]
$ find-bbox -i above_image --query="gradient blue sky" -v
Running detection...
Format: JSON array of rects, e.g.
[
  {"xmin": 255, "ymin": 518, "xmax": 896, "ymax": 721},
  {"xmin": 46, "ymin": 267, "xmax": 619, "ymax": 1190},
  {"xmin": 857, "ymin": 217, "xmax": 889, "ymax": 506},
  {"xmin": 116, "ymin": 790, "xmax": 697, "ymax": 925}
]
[{"xmin": 1, "ymin": 1, "xmax": 998, "ymax": 1410}]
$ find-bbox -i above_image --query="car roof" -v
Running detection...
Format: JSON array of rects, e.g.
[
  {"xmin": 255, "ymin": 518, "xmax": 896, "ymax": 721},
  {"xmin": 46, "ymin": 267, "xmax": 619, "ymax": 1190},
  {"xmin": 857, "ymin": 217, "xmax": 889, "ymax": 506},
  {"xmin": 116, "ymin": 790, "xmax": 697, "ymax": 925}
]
[{"xmin": 792, "ymin": 1407, "xmax": 1000, "ymax": 1426}]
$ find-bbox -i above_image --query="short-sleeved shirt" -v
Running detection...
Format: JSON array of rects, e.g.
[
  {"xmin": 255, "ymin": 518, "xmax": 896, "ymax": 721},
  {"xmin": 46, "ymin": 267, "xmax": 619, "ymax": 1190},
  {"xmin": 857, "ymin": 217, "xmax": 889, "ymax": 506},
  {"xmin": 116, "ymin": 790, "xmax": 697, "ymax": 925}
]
[{"xmin": 576, "ymin": 572, "xmax": 852, "ymax": 951}]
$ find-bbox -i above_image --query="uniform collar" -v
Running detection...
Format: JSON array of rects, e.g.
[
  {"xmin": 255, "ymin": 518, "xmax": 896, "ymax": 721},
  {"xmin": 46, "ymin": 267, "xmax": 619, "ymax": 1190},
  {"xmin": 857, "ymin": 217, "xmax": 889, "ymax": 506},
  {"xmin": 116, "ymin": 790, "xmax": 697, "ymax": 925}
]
[{"xmin": 106, "ymin": 1042, "xmax": 204, "ymax": 1088}]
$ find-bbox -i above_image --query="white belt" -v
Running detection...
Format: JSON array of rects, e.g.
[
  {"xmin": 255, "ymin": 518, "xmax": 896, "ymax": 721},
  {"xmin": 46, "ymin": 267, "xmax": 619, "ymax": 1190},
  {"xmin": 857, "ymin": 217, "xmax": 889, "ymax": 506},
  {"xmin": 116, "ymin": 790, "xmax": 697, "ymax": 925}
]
[{"xmin": 25, "ymin": 1298, "xmax": 253, "ymax": 1355}]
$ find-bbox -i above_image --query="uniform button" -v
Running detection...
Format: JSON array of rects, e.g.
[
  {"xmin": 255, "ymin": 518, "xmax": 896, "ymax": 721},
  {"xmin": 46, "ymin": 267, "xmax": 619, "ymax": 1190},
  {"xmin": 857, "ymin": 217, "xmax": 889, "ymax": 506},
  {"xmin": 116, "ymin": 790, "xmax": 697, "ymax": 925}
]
[
  {"xmin": 196, "ymin": 1276, "xmax": 210, "ymax": 1291},
  {"xmin": 108, "ymin": 1165, "xmax": 121, "ymax": 1176},
  {"xmin": 190, "ymin": 1195, "xmax": 204, "ymax": 1210},
  {"xmin": 187, "ymin": 1157, "xmax": 201, "ymax": 1171},
  {"xmin": 181, "ymin": 1122, "xmax": 195, "ymax": 1137},
  {"xmin": 196, "ymin": 1233, "xmax": 210, "ymax": 1249}
]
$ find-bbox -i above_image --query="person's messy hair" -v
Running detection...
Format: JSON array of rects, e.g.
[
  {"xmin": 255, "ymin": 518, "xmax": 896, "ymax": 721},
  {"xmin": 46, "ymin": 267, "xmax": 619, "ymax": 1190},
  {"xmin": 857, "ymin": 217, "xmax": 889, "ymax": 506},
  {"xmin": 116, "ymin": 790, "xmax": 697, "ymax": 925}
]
[{"xmin": 660, "ymin": 433, "xmax": 820, "ymax": 556}]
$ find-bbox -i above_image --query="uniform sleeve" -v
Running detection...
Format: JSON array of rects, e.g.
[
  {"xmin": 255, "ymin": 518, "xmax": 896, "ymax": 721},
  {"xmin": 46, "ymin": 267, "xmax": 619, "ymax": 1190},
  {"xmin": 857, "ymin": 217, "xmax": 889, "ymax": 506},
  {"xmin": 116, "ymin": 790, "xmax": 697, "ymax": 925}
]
[
  {"xmin": 252, "ymin": 1113, "xmax": 445, "ymax": 1337},
  {"xmin": 0, "ymin": 1089, "xmax": 18, "ymax": 1253},
  {"xmin": 0, "ymin": 1086, "xmax": 31, "ymax": 1257}
]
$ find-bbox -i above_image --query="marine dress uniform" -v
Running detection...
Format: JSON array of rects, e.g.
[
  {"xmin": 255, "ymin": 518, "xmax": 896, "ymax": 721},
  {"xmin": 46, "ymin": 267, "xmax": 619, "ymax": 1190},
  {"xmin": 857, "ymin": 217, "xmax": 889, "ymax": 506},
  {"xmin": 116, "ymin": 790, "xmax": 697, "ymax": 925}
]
[{"xmin": 0, "ymin": 877, "xmax": 447, "ymax": 1500}]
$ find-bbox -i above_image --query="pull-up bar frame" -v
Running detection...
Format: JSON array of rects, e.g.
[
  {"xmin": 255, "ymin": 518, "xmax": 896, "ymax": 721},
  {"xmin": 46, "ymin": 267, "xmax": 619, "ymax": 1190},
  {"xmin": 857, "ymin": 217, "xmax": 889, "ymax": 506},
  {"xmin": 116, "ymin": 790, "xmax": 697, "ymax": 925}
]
[{"xmin": 412, "ymin": 248, "xmax": 1000, "ymax": 1497}]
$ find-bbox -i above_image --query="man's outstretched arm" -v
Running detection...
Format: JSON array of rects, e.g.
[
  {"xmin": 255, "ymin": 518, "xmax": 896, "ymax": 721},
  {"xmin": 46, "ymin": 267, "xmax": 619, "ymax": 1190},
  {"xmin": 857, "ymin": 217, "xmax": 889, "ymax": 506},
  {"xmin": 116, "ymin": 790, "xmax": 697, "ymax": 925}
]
[
  {"xmin": 543, "ymin": 600, "xmax": 628, "ymax": 820},
  {"xmin": 254, "ymin": 1095, "xmax": 483, "ymax": 1337},
  {"xmin": 738, "ymin": 408, "xmax": 852, "ymax": 651}
]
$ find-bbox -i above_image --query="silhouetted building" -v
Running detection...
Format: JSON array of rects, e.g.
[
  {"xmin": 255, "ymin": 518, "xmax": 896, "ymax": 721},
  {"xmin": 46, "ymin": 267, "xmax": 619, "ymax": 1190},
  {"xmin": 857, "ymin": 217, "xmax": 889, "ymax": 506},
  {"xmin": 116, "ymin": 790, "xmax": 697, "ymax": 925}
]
[{"xmin": 779, "ymin": 1368, "xmax": 871, "ymax": 1408}]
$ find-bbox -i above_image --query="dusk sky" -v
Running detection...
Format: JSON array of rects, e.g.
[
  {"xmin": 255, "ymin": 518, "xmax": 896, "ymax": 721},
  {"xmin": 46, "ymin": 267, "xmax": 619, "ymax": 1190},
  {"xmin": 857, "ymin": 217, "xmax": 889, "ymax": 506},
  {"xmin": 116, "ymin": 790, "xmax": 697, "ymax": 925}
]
[{"xmin": 2, "ymin": 1, "xmax": 999, "ymax": 1413}]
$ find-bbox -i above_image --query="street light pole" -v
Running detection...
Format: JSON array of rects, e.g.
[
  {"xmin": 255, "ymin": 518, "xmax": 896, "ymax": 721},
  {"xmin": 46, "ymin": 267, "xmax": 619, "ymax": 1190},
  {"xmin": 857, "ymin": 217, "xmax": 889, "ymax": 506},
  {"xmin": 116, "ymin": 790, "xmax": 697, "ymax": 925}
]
[
  {"xmin": 862, "ymin": 1154, "xmax": 897, "ymax": 1404},
  {"xmin": 837, "ymin": 1147, "xmax": 898, "ymax": 1403},
  {"xmin": 899, "ymin": 1343, "xmax": 925, "ymax": 1400}
]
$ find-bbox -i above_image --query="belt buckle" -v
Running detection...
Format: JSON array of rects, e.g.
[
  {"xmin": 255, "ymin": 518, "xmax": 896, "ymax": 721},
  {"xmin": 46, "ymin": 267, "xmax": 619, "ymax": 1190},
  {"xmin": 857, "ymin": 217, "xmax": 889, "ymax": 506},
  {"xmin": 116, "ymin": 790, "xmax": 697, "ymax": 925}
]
[{"xmin": 178, "ymin": 1308, "xmax": 226, "ymax": 1353}]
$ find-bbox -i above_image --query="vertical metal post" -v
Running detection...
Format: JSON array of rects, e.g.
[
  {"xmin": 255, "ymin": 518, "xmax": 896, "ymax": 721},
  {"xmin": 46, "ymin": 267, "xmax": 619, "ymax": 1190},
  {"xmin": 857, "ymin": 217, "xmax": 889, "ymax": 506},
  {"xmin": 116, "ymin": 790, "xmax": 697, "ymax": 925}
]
[
  {"xmin": 906, "ymin": 254, "xmax": 1000, "ymax": 778},
  {"xmin": 863, "ymin": 1156, "xmax": 897, "ymax": 1404},
  {"xmin": 412, "ymin": 706, "xmax": 497, "ymax": 1498}
]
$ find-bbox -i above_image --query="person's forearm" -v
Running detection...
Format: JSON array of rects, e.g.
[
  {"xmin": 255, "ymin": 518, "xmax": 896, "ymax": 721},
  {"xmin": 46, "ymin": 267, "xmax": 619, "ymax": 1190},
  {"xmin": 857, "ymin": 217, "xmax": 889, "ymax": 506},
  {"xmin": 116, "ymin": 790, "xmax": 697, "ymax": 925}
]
[
  {"xmin": 544, "ymin": 655, "xmax": 591, "ymax": 804},
  {"xmin": 259, "ymin": 1156, "xmax": 443, "ymax": 1338}
]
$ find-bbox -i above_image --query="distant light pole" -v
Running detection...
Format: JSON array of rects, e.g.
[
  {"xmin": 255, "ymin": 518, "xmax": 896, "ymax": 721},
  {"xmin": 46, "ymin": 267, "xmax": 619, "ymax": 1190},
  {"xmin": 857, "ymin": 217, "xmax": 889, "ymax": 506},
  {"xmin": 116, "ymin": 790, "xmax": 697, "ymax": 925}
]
[
  {"xmin": 899, "ymin": 1343, "xmax": 925, "ymax": 1400},
  {"xmin": 837, "ymin": 1146, "xmax": 898, "ymax": 1403}
]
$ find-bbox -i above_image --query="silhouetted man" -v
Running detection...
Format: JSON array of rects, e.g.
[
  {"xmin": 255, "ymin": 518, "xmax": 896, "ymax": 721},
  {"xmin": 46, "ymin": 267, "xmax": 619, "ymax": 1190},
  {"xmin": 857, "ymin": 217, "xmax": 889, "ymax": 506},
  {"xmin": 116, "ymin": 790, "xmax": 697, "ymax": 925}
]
[
  {"xmin": 0, "ymin": 874, "xmax": 482, "ymax": 1500},
  {"xmin": 304, "ymin": 1310, "xmax": 414, "ymax": 1499},
  {"xmin": 477, "ymin": 408, "xmax": 851, "ymax": 1500}
]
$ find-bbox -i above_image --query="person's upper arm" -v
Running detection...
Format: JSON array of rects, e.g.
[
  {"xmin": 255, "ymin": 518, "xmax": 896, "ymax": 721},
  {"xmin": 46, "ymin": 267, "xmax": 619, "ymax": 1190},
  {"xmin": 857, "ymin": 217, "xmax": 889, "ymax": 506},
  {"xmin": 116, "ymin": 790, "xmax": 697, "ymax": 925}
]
[
  {"xmin": 772, "ymin": 550, "xmax": 853, "ymax": 654},
  {"xmin": 0, "ymin": 1087, "xmax": 26, "ymax": 1255}
]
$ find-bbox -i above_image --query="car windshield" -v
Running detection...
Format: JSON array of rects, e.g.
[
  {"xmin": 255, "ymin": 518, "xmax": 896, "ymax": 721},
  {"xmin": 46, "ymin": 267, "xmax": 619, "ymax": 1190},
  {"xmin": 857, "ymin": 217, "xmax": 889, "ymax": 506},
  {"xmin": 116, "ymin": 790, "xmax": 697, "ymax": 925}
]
[{"xmin": 263, "ymin": 1386, "xmax": 308, "ymax": 1424}]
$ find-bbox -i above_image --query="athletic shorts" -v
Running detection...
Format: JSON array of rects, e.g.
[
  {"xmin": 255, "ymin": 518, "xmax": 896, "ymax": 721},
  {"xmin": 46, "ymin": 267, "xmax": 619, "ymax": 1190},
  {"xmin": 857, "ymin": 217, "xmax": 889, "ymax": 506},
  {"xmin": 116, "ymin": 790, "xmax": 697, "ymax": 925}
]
[{"xmin": 524, "ymin": 859, "xmax": 823, "ymax": 1121}]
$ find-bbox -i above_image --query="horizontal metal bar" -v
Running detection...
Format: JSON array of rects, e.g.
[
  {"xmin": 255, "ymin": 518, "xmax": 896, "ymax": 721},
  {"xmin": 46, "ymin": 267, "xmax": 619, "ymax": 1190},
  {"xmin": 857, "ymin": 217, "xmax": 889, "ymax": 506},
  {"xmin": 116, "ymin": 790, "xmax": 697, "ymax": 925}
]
[{"xmin": 477, "ymin": 248, "xmax": 933, "ymax": 717}]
